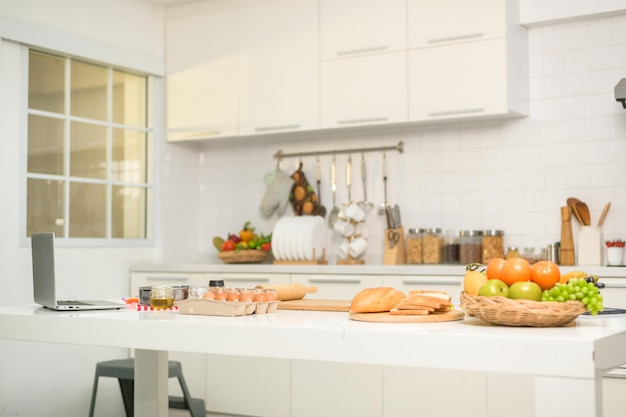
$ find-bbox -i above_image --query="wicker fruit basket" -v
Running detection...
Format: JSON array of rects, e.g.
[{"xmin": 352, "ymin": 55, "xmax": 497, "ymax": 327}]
[
  {"xmin": 217, "ymin": 250, "xmax": 268, "ymax": 264},
  {"xmin": 460, "ymin": 291, "xmax": 586, "ymax": 327}
]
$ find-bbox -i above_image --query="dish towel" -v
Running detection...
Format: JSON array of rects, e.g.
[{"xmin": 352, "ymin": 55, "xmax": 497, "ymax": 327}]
[{"xmin": 260, "ymin": 169, "xmax": 294, "ymax": 217}]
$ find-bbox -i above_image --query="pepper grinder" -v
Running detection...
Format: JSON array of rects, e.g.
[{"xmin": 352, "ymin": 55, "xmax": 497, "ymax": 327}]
[{"xmin": 560, "ymin": 206, "xmax": 575, "ymax": 265}]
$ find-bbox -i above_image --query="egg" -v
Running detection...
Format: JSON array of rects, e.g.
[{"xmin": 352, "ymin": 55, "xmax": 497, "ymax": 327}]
[
  {"xmin": 203, "ymin": 291, "xmax": 216, "ymax": 300},
  {"xmin": 253, "ymin": 292, "xmax": 267, "ymax": 302},
  {"xmin": 239, "ymin": 292, "xmax": 254, "ymax": 302},
  {"xmin": 226, "ymin": 292, "xmax": 240, "ymax": 302},
  {"xmin": 264, "ymin": 290, "xmax": 277, "ymax": 301},
  {"xmin": 214, "ymin": 292, "xmax": 227, "ymax": 301}
]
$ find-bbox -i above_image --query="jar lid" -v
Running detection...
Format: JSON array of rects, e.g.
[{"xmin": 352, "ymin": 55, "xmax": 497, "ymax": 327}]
[
  {"xmin": 425, "ymin": 228, "xmax": 442, "ymax": 234},
  {"xmin": 459, "ymin": 230, "xmax": 483, "ymax": 237},
  {"xmin": 209, "ymin": 280, "xmax": 225, "ymax": 287},
  {"xmin": 483, "ymin": 229, "xmax": 504, "ymax": 236}
]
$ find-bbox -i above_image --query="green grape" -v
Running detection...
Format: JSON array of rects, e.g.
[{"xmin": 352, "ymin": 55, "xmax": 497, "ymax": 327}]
[{"xmin": 540, "ymin": 281, "xmax": 605, "ymax": 315}]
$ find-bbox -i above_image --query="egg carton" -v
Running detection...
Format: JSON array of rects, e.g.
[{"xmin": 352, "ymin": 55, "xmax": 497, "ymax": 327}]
[{"xmin": 176, "ymin": 298, "xmax": 279, "ymax": 316}]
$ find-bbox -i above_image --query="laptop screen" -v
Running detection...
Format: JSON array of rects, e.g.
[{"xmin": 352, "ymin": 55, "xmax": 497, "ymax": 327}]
[{"xmin": 31, "ymin": 232, "xmax": 58, "ymax": 308}]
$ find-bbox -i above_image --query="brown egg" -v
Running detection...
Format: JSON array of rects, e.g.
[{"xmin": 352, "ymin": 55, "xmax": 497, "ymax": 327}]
[
  {"xmin": 214, "ymin": 292, "xmax": 227, "ymax": 301},
  {"xmin": 264, "ymin": 290, "xmax": 277, "ymax": 301},
  {"xmin": 253, "ymin": 292, "xmax": 267, "ymax": 302},
  {"xmin": 203, "ymin": 291, "xmax": 216, "ymax": 300},
  {"xmin": 239, "ymin": 292, "xmax": 254, "ymax": 302},
  {"xmin": 226, "ymin": 292, "xmax": 239, "ymax": 302}
]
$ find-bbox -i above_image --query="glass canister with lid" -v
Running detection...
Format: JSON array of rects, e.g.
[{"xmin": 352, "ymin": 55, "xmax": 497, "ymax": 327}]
[
  {"xmin": 459, "ymin": 230, "xmax": 482, "ymax": 264},
  {"xmin": 406, "ymin": 228, "xmax": 424, "ymax": 264},
  {"xmin": 443, "ymin": 229, "xmax": 460, "ymax": 264},
  {"xmin": 423, "ymin": 228, "xmax": 444, "ymax": 264},
  {"xmin": 482, "ymin": 230, "xmax": 505, "ymax": 264}
]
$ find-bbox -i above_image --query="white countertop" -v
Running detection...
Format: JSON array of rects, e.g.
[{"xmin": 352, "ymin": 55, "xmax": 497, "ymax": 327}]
[{"xmin": 130, "ymin": 262, "xmax": 626, "ymax": 278}]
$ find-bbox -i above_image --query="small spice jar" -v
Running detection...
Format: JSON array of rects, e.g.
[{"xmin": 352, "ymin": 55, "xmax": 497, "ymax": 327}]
[
  {"xmin": 406, "ymin": 228, "xmax": 424, "ymax": 264},
  {"xmin": 482, "ymin": 230, "xmax": 504, "ymax": 264},
  {"xmin": 423, "ymin": 228, "xmax": 444, "ymax": 264},
  {"xmin": 505, "ymin": 246, "xmax": 520, "ymax": 260},
  {"xmin": 459, "ymin": 230, "xmax": 482, "ymax": 264},
  {"xmin": 443, "ymin": 229, "xmax": 460, "ymax": 264}
]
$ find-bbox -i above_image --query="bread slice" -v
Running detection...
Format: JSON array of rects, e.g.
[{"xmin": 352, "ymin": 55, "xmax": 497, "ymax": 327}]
[
  {"xmin": 390, "ymin": 308, "xmax": 431, "ymax": 315},
  {"xmin": 350, "ymin": 287, "xmax": 407, "ymax": 313}
]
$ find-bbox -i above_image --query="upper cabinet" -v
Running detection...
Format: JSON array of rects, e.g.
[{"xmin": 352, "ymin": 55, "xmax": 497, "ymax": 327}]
[
  {"xmin": 320, "ymin": 0, "xmax": 406, "ymax": 60},
  {"xmin": 165, "ymin": 4, "xmax": 239, "ymax": 141},
  {"xmin": 408, "ymin": 0, "xmax": 506, "ymax": 48},
  {"xmin": 238, "ymin": 0, "xmax": 319, "ymax": 136}
]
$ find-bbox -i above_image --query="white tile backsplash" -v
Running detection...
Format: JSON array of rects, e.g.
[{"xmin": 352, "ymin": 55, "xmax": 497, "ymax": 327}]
[{"xmin": 160, "ymin": 15, "xmax": 626, "ymax": 264}]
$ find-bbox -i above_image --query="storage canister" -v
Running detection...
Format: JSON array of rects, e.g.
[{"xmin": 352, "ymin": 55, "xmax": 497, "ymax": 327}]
[
  {"xmin": 406, "ymin": 228, "xmax": 424, "ymax": 264},
  {"xmin": 443, "ymin": 229, "xmax": 460, "ymax": 264},
  {"xmin": 423, "ymin": 228, "xmax": 444, "ymax": 264},
  {"xmin": 482, "ymin": 229, "xmax": 504, "ymax": 264},
  {"xmin": 459, "ymin": 230, "xmax": 482, "ymax": 264}
]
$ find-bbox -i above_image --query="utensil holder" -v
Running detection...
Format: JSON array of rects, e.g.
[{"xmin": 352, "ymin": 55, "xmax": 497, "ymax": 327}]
[
  {"xmin": 577, "ymin": 226, "xmax": 602, "ymax": 266},
  {"xmin": 384, "ymin": 226, "xmax": 406, "ymax": 265}
]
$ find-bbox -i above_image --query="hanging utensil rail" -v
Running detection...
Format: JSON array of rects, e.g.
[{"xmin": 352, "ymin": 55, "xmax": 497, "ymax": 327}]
[{"xmin": 273, "ymin": 141, "xmax": 403, "ymax": 161}]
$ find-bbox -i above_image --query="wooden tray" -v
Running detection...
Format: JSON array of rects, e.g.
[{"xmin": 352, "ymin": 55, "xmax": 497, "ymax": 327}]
[
  {"xmin": 277, "ymin": 299, "xmax": 350, "ymax": 312},
  {"xmin": 349, "ymin": 309, "xmax": 465, "ymax": 323}
]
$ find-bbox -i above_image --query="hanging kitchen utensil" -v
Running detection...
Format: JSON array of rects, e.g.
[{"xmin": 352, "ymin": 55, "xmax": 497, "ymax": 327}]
[
  {"xmin": 346, "ymin": 154, "xmax": 352, "ymax": 202},
  {"xmin": 313, "ymin": 157, "xmax": 327, "ymax": 218},
  {"xmin": 566, "ymin": 198, "xmax": 584, "ymax": 225},
  {"xmin": 328, "ymin": 156, "xmax": 339, "ymax": 227},
  {"xmin": 360, "ymin": 153, "xmax": 373, "ymax": 211},
  {"xmin": 597, "ymin": 202, "xmax": 611, "ymax": 226},
  {"xmin": 289, "ymin": 162, "xmax": 319, "ymax": 216},
  {"xmin": 378, "ymin": 153, "xmax": 389, "ymax": 215},
  {"xmin": 575, "ymin": 201, "xmax": 591, "ymax": 226}
]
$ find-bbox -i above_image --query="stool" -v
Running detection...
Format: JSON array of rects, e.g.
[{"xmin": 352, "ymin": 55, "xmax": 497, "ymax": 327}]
[{"xmin": 88, "ymin": 358, "xmax": 205, "ymax": 417}]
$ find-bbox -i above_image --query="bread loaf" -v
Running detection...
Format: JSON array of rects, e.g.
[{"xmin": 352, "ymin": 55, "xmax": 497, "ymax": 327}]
[{"xmin": 349, "ymin": 287, "xmax": 407, "ymax": 313}]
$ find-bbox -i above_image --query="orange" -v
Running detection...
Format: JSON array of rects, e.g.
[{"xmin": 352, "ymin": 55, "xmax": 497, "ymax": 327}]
[
  {"xmin": 486, "ymin": 258, "xmax": 506, "ymax": 280},
  {"xmin": 530, "ymin": 260, "xmax": 561, "ymax": 291},
  {"xmin": 501, "ymin": 257, "xmax": 532, "ymax": 286}
]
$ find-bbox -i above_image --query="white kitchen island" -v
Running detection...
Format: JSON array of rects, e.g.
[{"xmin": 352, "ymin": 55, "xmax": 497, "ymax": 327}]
[{"xmin": 1, "ymin": 305, "xmax": 625, "ymax": 417}]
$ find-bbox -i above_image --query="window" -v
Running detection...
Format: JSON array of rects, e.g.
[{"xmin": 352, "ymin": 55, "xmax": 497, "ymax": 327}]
[{"xmin": 26, "ymin": 50, "xmax": 153, "ymax": 240}]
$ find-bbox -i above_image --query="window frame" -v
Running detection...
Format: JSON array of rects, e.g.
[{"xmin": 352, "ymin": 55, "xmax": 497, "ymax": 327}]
[{"xmin": 21, "ymin": 46, "xmax": 156, "ymax": 247}]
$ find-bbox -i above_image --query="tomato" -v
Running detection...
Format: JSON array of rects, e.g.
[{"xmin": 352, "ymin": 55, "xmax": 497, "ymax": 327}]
[
  {"xmin": 261, "ymin": 242, "xmax": 271, "ymax": 252},
  {"xmin": 486, "ymin": 258, "xmax": 506, "ymax": 280},
  {"xmin": 500, "ymin": 257, "xmax": 532, "ymax": 286},
  {"xmin": 530, "ymin": 260, "xmax": 561, "ymax": 291},
  {"xmin": 221, "ymin": 240, "xmax": 236, "ymax": 251}
]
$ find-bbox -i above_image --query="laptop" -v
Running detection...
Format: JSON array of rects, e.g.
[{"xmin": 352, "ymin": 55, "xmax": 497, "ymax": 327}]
[{"xmin": 31, "ymin": 232, "xmax": 124, "ymax": 311}]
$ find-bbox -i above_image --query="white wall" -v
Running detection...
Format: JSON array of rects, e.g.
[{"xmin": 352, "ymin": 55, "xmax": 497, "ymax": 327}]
[
  {"xmin": 163, "ymin": 12, "xmax": 626, "ymax": 266},
  {"xmin": 0, "ymin": 1, "xmax": 165, "ymax": 416}
]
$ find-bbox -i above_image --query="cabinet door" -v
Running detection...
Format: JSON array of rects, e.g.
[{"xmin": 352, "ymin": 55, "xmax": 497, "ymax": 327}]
[
  {"xmin": 165, "ymin": 6, "xmax": 238, "ymax": 140},
  {"xmin": 292, "ymin": 360, "xmax": 383, "ymax": 417},
  {"xmin": 218, "ymin": 272, "xmax": 291, "ymax": 288},
  {"xmin": 130, "ymin": 272, "xmax": 209, "ymax": 294},
  {"xmin": 408, "ymin": 39, "xmax": 507, "ymax": 122},
  {"xmin": 387, "ymin": 275, "xmax": 463, "ymax": 302},
  {"xmin": 238, "ymin": 0, "xmax": 319, "ymax": 136},
  {"xmin": 321, "ymin": 52, "xmax": 407, "ymax": 129},
  {"xmin": 320, "ymin": 0, "xmax": 406, "ymax": 60},
  {"xmin": 408, "ymin": 0, "xmax": 506, "ymax": 49},
  {"xmin": 290, "ymin": 274, "xmax": 382, "ymax": 300},
  {"xmin": 598, "ymin": 280, "xmax": 626, "ymax": 309}
]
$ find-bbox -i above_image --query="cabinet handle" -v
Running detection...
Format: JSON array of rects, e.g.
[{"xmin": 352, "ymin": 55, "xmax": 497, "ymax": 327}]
[
  {"xmin": 337, "ymin": 45, "xmax": 388, "ymax": 56},
  {"xmin": 337, "ymin": 117, "xmax": 388, "ymax": 125},
  {"xmin": 428, "ymin": 108, "xmax": 484, "ymax": 117},
  {"xmin": 307, "ymin": 278, "xmax": 362, "ymax": 284},
  {"xmin": 169, "ymin": 130, "xmax": 222, "ymax": 140},
  {"xmin": 402, "ymin": 279, "xmax": 460, "ymax": 286},
  {"xmin": 255, "ymin": 124, "xmax": 301, "ymax": 132},
  {"xmin": 145, "ymin": 276, "xmax": 189, "ymax": 282},
  {"xmin": 225, "ymin": 277, "xmax": 270, "ymax": 283},
  {"xmin": 427, "ymin": 32, "xmax": 484, "ymax": 44},
  {"xmin": 601, "ymin": 282, "xmax": 626, "ymax": 289}
]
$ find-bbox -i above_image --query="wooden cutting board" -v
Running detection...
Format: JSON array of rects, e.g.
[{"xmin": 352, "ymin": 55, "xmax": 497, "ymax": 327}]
[
  {"xmin": 349, "ymin": 309, "xmax": 465, "ymax": 323},
  {"xmin": 277, "ymin": 299, "xmax": 351, "ymax": 312}
]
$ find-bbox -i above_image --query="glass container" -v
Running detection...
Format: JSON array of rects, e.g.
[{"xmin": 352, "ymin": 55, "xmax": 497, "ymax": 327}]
[
  {"xmin": 423, "ymin": 228, "xmax": 443, "ymax": 264},
  {"xmin": 459, "ymin": 230, "xmax": 482, "ymax": 264},
  {"xmin": 482, "ymin": 230, "xmax": 504, "ymax": 264}
]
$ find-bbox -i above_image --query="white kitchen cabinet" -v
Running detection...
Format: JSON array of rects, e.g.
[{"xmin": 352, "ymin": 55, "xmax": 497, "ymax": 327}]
[
  {"xmin": 212, "ymin": 271, "xmax": 290, "ymax": 288},
  {"xmin": 130, "ymin": 271, "xmax": 210, "ymax": 292},
  {"xmin": 388, "ymin": 274, "xmax": 463, "ymax": 302},
  {"xmin": 320, "ymin": 52, "xmax": 407, "ymax": 129},
  {"xmin": 408, "ymin": 0, "xmax": 508, "ymax": 49},
  {"xmin": 320, "ymin": 0, "xmax": 406, "ymax": 61},
  {"xmin": 165, "ymin": 3, "xmax": 238, "ymax": 141},
  {"xmin": 238, "ymin": 0, "xmax": 319, "ymax": 136},
  {"xmin": 290, "ymin": 273, "xmax": 382, "ymax": 300},
  {"xmin": 408, "ymin": 38, "xmax": 527, "ymax": 122}
]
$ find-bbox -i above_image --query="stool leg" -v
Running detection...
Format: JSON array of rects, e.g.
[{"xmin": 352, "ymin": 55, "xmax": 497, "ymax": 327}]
[
  {"xmin": 88, "ymin": 375, "xmax": 99, "ymax": 417},
  {"xmin": 177, "ymin": 376, "xmax": 205, "ymax": 417},
  {"xmin": 118, "ymin": 379, "xmax": 134, "ymax": 417}
]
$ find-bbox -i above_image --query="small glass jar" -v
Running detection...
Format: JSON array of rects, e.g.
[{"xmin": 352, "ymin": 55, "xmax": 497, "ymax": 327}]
[
  {"xmin": 505, "ymin": 246, "xmax": 520, "ymax": 260},
  {"xmin": 423, "ymin": 228, "xmax": 443, "ymax": 264},
  {"xmin": 150, "ymin": 286, "xmax": 174, "ymax": 309},
  {"xmin": 459, "ymin": 230, "xmax": 482, "ymax": 264},
  {"xmin": 443, "ymin": 229, "xmax": 460, "ymax": 264},
  {"xmin": 482, "ymin": 230, "xmax": 504, "ymax": 264},
  {"xmin": 406, "ymin": 228, "xmax": 424, "ymax": 264}
]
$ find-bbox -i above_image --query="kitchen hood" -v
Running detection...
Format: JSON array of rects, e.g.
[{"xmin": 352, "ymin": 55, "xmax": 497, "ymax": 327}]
[{"xmin": 615, "ymin": 78, "xmax": 626, "ymax": 108}]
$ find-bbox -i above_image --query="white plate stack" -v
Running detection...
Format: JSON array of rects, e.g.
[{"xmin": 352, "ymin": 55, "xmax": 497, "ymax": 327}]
[{"xmin": 272, "ymin": 216, "xmax": 327, "ymax": 261}]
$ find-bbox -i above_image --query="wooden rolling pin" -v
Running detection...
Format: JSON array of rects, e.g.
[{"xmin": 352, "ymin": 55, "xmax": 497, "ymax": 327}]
[
  {"xmin": 560, "ymin": 206, "xmax": 575, "ymax": 266},
  {"xmin": 255, "ymin": 283, "xmax": 318, "ymax": 301}
]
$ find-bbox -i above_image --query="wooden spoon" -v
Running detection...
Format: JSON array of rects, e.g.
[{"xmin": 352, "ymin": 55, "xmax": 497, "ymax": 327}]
[
  {"xmin": 566, "ymin": 198, "xmax": 584, "ymax": 225},
  {"xmin": 597, "ymin": 202, "xmax": 611, "ymax": 226},
  {"xmin": 575, "ymin": 201, "xmax": 591, "ymax": 226}
]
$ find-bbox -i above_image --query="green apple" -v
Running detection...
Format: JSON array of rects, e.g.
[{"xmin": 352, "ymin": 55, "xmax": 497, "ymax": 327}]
[
  {"xmin": 508, "ymin": 281, "xmax": 542, "ymax": 301},
  {"xmin": 478, "ymin": 279, "xmax": 509, "ymax": 297}
]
